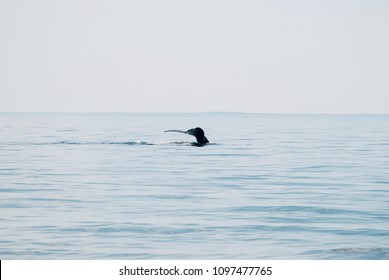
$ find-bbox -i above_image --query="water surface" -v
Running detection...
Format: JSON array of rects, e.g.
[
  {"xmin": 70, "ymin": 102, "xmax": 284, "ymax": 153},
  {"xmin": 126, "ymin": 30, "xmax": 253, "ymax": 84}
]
[{"xmin": 1, "ymin": 113, "xmax": 388, "ymax": 259}]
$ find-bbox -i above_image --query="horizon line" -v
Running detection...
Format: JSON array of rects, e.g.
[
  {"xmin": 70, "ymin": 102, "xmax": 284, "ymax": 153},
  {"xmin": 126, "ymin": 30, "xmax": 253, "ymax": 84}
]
[{"xmin": 0, "ymin": 111, "xmax": 388, "ymax": 115}]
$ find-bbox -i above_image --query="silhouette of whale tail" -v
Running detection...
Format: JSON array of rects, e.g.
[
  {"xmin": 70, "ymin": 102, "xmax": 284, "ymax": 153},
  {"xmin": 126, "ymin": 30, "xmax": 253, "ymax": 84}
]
[{"xmin": 164, "ymin": 127, "xmax": 209, "ymax": 146}]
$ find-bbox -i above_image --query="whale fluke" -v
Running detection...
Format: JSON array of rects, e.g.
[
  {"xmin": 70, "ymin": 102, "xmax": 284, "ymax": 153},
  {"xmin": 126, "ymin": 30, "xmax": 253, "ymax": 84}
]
[
  {"xmin": 164, "ymin": 129, "xmax": 187, "ymax": 133},
  {"xmin": 165, "ymin": 127, "xmax": 209, "ymax": 146}
]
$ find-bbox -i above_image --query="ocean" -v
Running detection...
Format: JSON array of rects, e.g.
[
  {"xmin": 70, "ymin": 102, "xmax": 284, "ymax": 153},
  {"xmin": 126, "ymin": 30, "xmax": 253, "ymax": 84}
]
[{"xmin": 1, "ymin": 113, "xmax": 388, "ymax": 259}]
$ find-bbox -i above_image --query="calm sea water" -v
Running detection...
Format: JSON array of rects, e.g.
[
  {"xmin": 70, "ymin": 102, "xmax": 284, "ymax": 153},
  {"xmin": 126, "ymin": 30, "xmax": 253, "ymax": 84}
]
[{"xmin": 1, "ymin": 113, "xmax": 388, "ymax": 259}]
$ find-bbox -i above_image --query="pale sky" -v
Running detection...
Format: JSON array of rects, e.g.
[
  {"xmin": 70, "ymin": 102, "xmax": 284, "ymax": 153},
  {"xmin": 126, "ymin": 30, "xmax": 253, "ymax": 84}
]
[{"xmin": 1, "ymin": 0, "xmax": 388, "ymax": 113}]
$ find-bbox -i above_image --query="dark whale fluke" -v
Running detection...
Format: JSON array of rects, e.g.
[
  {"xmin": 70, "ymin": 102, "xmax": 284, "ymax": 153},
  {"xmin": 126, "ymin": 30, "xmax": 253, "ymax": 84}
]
[{"xmin": 165, "ymin": 127, "xmax": 209, "ymax": 146}]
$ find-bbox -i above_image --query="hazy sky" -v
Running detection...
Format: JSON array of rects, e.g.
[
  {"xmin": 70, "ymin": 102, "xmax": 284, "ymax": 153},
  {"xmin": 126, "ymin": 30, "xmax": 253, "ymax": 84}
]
[{"xmin": 1, "ymin": 0, "xmax": 388, "ymax": 113}]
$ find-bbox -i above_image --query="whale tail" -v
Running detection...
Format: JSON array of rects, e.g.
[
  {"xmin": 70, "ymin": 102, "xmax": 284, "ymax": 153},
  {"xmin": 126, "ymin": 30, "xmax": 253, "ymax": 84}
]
[
  {"xmin": 165, "ymin": 127, "xmax": 209, "ymax": 146},
  {"xmin": 164, "ymin": 129, "xmax": 187, "ymax": 133}
]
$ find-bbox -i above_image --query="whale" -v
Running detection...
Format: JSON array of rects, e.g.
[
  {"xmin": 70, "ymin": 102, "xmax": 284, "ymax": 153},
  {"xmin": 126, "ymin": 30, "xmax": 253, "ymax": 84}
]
[{"xmin": 165, "ymin": 127, "xmax": 209, "ymax": 146}]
